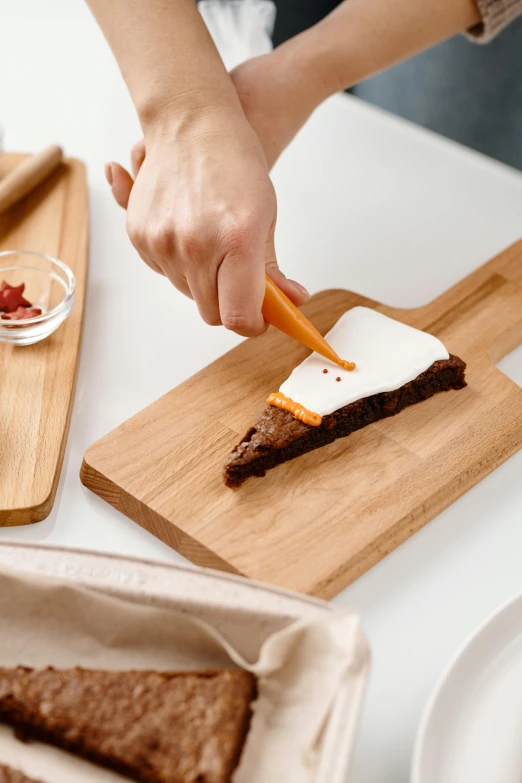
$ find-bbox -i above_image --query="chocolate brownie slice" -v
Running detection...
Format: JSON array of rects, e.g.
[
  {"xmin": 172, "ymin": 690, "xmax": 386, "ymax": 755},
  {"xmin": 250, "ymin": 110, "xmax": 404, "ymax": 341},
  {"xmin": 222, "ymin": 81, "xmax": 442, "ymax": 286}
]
[
  {"xmin": 0, "ymin": 667, "xmax": 256, "ymax": 783},
  {"xmin": 224, "ymin": 355, "xmax": 466, "ymax": 487},
  {"xmin": 0, "ymin": 766, "xmax": 44, "ymax": 783}
]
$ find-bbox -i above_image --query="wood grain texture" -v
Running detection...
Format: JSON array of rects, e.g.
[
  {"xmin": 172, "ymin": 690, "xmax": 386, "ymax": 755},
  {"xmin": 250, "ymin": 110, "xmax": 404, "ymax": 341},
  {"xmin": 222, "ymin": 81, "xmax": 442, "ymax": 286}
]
[
  {"xmin": 0, "ymin": 153, "xmax": 88, "ymax": 525},
  {"xmin": 81, "ymin": 242, "xmax": 522, "ymax": 598}
]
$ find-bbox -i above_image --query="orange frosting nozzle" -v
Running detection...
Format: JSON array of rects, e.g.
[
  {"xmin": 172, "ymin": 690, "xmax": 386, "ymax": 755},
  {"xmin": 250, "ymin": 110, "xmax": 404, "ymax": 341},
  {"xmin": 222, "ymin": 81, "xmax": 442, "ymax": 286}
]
[{"xmin": 262, "ymin": 275, "xmax": 355, "ymax": 371}]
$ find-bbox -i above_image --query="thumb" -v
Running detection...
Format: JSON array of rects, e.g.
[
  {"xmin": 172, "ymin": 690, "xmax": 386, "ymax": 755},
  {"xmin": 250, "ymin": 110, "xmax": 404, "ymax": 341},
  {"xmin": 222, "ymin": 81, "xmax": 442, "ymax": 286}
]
[
  {"xmin": 105, "ymin": 162, "xmax": 134, "ymax": 209},
  {"xmin": 264, "ymin": 219, "xmax": 309, "ymax": 307}
]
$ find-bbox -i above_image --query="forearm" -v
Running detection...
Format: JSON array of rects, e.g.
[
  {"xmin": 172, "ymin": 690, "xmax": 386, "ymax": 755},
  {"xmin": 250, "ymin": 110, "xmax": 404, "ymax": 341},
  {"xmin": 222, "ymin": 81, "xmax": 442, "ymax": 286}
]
[
  {"xmin": 85, "ymin": 0, "xmax": 242, "ymax": 132},
  {"xmin": 272, "ymin": 0, "xmax": 482, "ymax": 103}
]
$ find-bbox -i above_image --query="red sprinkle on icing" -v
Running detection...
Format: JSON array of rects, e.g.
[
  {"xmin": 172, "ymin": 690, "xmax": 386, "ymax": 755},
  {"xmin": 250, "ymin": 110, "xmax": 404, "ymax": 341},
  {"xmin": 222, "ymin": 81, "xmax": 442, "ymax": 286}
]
[
  {"xmin": 322, "ymin": 369, "xmax": 328, "ymax": 374},
  {"xmin": 336, "ymin": 376, "xmax": 341, "ymax": 382}
]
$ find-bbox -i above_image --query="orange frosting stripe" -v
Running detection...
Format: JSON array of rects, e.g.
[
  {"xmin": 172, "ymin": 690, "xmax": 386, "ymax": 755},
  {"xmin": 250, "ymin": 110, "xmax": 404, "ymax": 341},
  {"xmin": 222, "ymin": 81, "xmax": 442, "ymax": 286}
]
[
  {"xmin": 262, "ymin": 276, "xmax": 356, "ymax": 372},
  {"xmin": 267, "ymin": 392, "xmax": 322, "ymax": 427}
]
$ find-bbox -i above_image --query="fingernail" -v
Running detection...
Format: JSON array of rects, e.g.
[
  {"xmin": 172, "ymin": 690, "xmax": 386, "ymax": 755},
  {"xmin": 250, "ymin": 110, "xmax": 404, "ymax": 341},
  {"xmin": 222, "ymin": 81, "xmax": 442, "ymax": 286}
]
[{"xmin": 105, "ymin": 162, "xmax": 113, "ymax": 186}]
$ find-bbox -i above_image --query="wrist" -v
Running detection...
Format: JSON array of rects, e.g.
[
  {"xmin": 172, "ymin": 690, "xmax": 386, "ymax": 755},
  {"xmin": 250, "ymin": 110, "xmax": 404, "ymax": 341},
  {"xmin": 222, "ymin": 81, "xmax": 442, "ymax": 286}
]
[
  {"xmin": 140, "ymin": 95, "xmax": 266, "ymax": 166},
  {"xmin": 138, "ymin": 85, "xmax": 243, "ymax": 139}
]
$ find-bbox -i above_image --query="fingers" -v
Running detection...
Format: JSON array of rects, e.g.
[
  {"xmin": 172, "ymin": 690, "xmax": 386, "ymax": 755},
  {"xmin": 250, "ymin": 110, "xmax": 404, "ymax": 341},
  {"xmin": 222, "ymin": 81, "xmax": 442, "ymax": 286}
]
[
  {"xmin": 131, "ymin": 140, "xmax": 146, "ymax": 179},
  {"xmin": 134, "ymin": 247, "xmax": 167, "ymax": 279},
  {"xmin": 105, "ymin": 162, "xmax": 133, "ymax": 209},
  {"xmin": 264, "ymin": 214, "xmax": 310, "ymax": 306},
  {"xmin": 158, "ymin": 261, "xmax": 193, "ymax": 299},
  {"xmin": 185, "ymin": 264, "xmax": 222, "ymax": 326},
  {"xmin": 126, "ymin": 214, "xmax": 184, "ymax": 282},
  {"xmin": 106, "ymin": 160, "xmax": 166, "ymax": 278},
  {"xmin": 217, "ymin": 226, "xmax": 267, "ymax": 337},
  {"xmin": 106, "ymin": 152, "xmax": 194, "ymax": 295},
  {"xmin": 266, "ymin": 265, "xmax": 310, "ymax": 307},
  {"xmin": 106, "ymin": 153, "xmax": 168, "ymax": 279},
  {"xmin": 105, "ymin": 138, "xmax": 145, "ymax": 210}
]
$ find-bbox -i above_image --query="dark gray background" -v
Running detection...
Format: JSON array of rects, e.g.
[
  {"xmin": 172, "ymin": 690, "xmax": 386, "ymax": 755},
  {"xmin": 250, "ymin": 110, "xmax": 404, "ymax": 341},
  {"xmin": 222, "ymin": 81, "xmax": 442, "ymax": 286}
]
[{"xmin": 272, "ymin": 0, "xmax": 522, "ymax": 170}]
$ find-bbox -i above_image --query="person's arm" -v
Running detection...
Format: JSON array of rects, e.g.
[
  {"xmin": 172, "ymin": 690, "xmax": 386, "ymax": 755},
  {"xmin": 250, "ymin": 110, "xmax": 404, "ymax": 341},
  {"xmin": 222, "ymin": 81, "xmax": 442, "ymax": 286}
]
[
  {"xmin": 86, "ymin": 0, "xmax": 243, "ymax": 128},
  {"xmin": 228, "ymin": 0, "xmax": 482, "ymax": 169},
  {"xmin": 296, "ymin": 0, "xmax": 482, "ymax": 97},
  {"xmin": 86, "ymin": 0, "xmax": 309, "ymax": 336}
]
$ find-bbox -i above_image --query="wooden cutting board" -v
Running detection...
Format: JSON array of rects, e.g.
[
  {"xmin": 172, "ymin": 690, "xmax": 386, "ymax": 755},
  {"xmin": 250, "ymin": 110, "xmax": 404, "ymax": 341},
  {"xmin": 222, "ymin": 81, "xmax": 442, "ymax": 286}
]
[
  {"xmin": 81, "ymin": 241, "xmax": 522, "ymax": 598},
  {"xmin": 0, "ymin": 153, "xmax": 88, "ymax": 525}
]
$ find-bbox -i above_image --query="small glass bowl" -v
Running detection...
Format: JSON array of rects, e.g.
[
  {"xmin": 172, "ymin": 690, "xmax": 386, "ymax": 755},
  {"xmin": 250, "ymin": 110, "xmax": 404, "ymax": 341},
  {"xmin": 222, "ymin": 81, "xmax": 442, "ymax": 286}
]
[{"xmin": 0, "ymin": 250, "xmax": 76, "ymax": 346}]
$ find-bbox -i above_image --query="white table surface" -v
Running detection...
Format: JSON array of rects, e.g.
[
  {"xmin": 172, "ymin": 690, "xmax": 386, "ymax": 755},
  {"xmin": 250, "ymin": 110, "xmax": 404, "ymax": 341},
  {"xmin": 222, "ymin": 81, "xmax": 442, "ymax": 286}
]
[{"xmin": 2, "ymin": 2, "xmax": 522, "ymax": 781}]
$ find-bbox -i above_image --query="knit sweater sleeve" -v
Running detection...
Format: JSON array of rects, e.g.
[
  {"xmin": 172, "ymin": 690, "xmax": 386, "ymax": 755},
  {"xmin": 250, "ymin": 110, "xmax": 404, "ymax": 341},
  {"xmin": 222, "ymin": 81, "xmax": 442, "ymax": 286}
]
[{"xmin": 466, "ymin": 0, "xmax": 522, "ymax": 42}]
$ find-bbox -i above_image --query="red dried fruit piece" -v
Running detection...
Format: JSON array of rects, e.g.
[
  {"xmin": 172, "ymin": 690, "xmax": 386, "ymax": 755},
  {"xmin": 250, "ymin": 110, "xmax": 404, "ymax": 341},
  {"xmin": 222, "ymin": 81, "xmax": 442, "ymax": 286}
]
[
  {"xmin": 1, "ymin": 306, "xmax": 41, "ymax": 321},
  {"xmin": 0, "ymin": 290, "xmax": 11, "ymax": 312},
  {"xmin": 1, "ymin": 281, "xmax": 24, "ymax": 293},
  {"xmin": 0, "ymin": 282, "xmax": 32, "ymax": 312},
  {"xmin": 3, "ymin": 290, "xmax": 22, "ymax": 311}
]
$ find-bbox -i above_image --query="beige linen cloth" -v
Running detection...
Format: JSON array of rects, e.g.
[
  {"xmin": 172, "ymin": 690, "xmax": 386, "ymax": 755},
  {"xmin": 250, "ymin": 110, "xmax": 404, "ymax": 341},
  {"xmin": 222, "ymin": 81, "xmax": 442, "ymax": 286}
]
[{"xmin": 0, "ymin": 569, "xmax": 368, "ymax": 783}]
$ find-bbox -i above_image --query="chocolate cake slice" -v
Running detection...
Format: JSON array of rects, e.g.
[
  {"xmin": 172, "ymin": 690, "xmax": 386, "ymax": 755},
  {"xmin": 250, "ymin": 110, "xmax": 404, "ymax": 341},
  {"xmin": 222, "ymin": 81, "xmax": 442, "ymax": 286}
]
[
  {"xmin": 224, "ymin": 307, "xmax": 467, "ymax": 487},
  {"xmin": 0, "ymin": 766, "xmax": 44, "ymax": 783},
  {"xmin": 225, "ymin": 355, "xmax": 466, "ymax": 487},
  {"xmin": 0, "ymin": 666, "xmax": 256, "ymax": 783}
]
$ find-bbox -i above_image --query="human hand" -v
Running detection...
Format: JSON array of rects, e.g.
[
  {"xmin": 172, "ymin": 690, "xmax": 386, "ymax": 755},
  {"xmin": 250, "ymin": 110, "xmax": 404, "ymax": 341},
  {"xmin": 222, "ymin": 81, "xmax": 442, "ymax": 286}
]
[
  {"xmin": 106, "ymin": 105, "xmax": 309, "ymax": 337},
  {"xmin": 109, "ymin": 46, "xmax": 321, "ymax": 206}
]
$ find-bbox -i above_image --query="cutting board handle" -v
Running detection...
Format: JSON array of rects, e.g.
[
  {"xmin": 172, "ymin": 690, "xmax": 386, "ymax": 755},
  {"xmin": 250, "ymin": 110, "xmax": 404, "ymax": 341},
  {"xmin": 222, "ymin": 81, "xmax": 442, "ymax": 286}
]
[{"xmin": 396, "ymin": 240, "xmax": 522, "ymax": 364}]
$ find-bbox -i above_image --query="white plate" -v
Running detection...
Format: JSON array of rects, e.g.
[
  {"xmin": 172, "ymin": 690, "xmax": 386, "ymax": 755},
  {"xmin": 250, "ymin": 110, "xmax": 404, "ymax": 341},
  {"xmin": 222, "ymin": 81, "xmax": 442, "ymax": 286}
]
[{"xmin": 412, "ymin": 593, "xmax": 522, "ymax": 783}]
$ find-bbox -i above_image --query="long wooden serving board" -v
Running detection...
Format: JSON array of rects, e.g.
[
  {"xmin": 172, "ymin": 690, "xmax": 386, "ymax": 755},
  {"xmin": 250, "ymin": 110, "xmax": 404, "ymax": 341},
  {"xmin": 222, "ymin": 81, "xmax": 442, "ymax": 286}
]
[
  {"xmin": 82, "ymin": 242, "xmax": 522, "ymax": 598},
  {"xmin": 0, "ymin": 153, "xmax": 88, "ymax": 525}
]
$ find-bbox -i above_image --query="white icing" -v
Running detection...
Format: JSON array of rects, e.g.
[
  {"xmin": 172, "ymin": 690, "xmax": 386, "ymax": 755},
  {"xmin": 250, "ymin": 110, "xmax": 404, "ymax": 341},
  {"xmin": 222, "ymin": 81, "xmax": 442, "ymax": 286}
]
[{"xmin": 279, "ymin": 306, "xmax": 449, "ymax": 417}]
